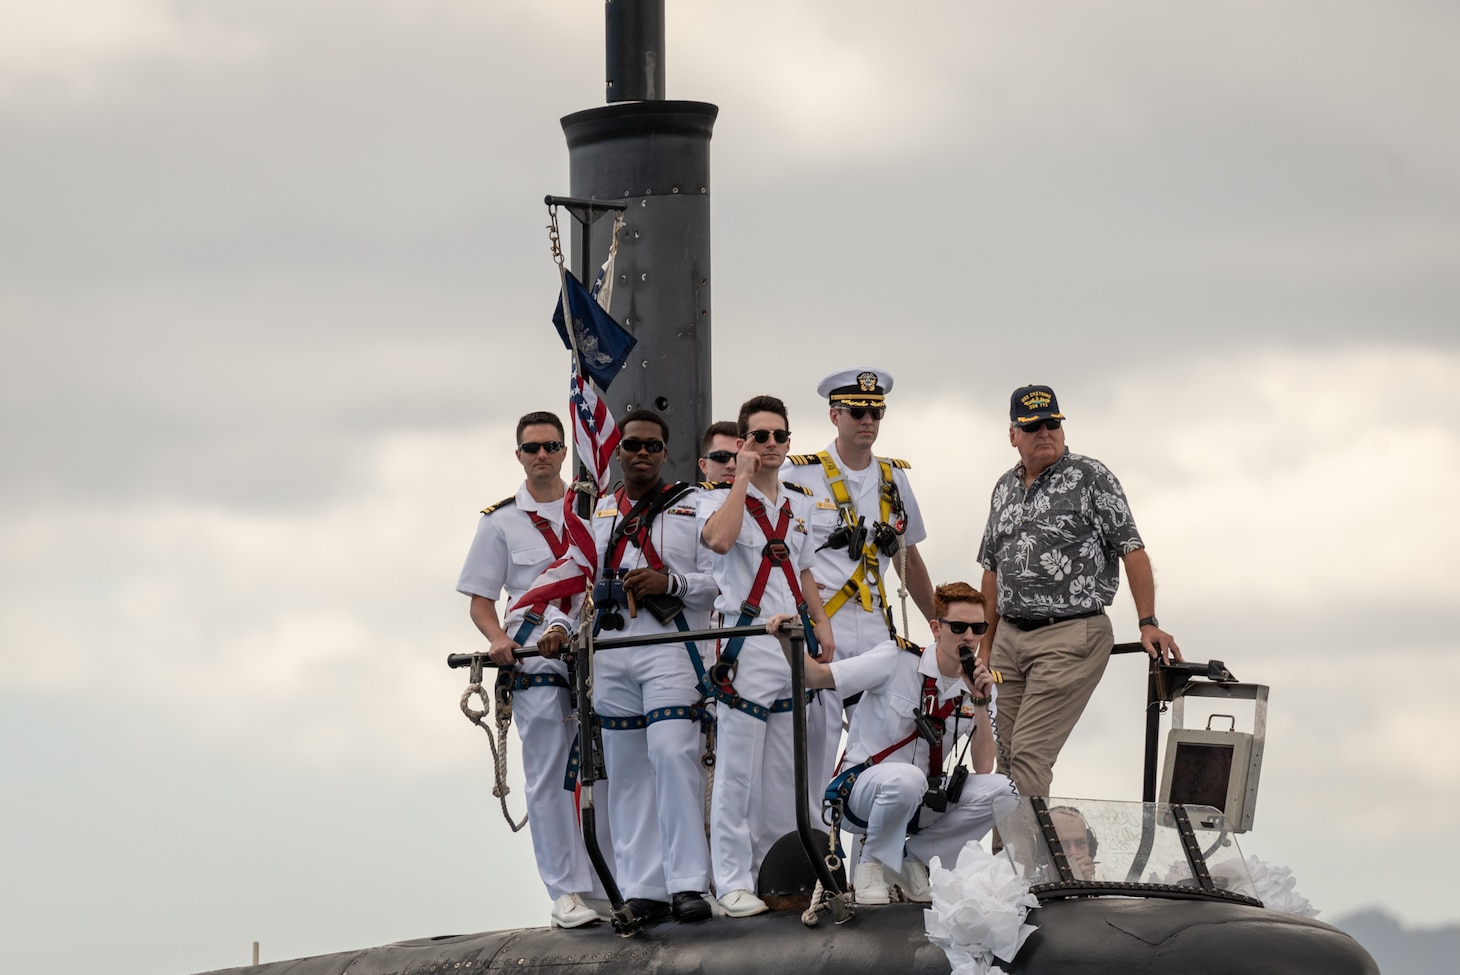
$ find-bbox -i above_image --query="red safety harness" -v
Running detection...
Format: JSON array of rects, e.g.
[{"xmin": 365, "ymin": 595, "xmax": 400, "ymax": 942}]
[
  {"xmin": 824, "ymin": 644, "xmax": 961, "ymax": 834},
  {"xmin": 512, "ymin": 511, "xmax": 574, "ymax": 646},
  {"xmin": 712, "ymin": 491, "xmax": 818, "ymax": 721}
]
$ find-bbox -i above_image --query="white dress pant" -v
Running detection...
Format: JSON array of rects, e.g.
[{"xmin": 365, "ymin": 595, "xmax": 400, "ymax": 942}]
[
  {"xmin": 845, "ymin": 763, "xmax": 1014, "ymax": 871},
  {"xmin": 807, "ymin": 603, "xmax": 897, "ymax": 809},
  {"xmin": 710, "ymin": 706, "xmax": 797, "ymax": 894},
  {"xmin": 594, "ymin": 642, "xmax": 709, "ymax": 900},
  {"xmin": 514, "ymin": 682, "xmax": 606, "ymax": 901}
]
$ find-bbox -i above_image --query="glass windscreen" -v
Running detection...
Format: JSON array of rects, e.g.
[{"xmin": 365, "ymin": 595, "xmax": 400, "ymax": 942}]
[{"xmin": 992, "ymin": 796, "xmax": 1257, "ymax": 900}]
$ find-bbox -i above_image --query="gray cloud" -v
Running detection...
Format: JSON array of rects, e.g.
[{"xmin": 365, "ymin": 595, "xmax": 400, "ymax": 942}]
[{"xmin": 2, "ymin": 3, "xmax": 1458, "ymax": 973}]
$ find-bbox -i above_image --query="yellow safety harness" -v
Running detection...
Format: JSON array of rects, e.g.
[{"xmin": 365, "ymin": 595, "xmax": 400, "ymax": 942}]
[{"xmin": 799, "ymin": 451, "xmax": 906, "ymax": 619}]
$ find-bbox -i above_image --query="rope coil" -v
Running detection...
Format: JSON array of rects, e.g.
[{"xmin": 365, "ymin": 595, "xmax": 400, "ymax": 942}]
[{"xmin": 460, "ymin": 667, "xmax": 528, "ymax": 833}]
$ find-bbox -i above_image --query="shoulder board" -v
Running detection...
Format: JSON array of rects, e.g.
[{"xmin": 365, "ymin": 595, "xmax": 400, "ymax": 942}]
[
  {"xmin": 879, "ymin": 457, "xmax": 911, "ymax": 470},
  {"xmin": 781, "ymin": 481, "xmax": 814, "ymax": 496},
  {"xmin": 787, "ymin": 454, "xmax": 821, "ymax": 466},
  {"xmin": 661, "ymin": 481, "xmax": 698, "ymax": 506},
  {"xmin": 480, "ymin": 495, "xmax": 516, "ymax": 516},
  {"xmin": 894, "ymin": 634, "xmax": 922, "ymax": 653},
  {"xmin": 697, "ymin": 480, "xmax": 732, "ymax": 490}
]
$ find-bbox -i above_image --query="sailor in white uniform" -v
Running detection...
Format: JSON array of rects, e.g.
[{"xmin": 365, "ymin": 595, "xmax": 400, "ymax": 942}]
[
  {"xmin": 781, "ymin": 368, "xmax": 935, "ymax": 809},
  {"xmin": 784, "ymin": 581, "xmax": 1014, "ymax": 905},
  {"xmin": 456, "ymin": 412, "xmax": 606, "ymax": 928},
  {"xmin": 699, "ymin": 395, "xmax": 835, "ymax": 918},
  {"xmin": 538, "ymin": 410, "xmax": 717, "ymax": 924}
]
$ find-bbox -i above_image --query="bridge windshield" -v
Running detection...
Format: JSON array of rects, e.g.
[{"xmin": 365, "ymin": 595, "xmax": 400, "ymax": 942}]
[{"xmin": 992, "ymin": 796, "xmax": 1259, "ymax": 901}]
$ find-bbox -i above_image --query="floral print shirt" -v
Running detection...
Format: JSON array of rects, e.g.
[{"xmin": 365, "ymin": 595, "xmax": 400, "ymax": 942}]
[{"xmin": 977, "ymin": 450, "xmax": 1144, "ymax": 618}]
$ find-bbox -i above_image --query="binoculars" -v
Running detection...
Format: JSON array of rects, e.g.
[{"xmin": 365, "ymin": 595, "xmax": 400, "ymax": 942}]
[
  {"xmin": 922, "ymin": 767, "xmax": 968, "ymax": 813},
  {"xmin": 593, "ymin": 568, "xmax": 629, "ymax": 631},
  {"xmin": 817, "ymin": 515, "xmax": 902, "ymax": 561}
]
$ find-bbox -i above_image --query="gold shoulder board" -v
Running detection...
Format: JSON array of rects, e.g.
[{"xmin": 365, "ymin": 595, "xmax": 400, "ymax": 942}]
[
  {"xmin": 480, "ymin": 495, "xmax": 516, "ymax": 516},
  {"xmin": 782, "ymin": 481, "xmax": 814, "ymax": 496},
  {"xmin": 787, "ymin": 453, "xmax": 820, "ymax": 466}
]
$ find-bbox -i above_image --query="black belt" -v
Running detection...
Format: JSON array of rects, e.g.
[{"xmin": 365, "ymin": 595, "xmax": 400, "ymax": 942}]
[{"xmin": 1003, "ymin": 608, "xmax": 1104, "ymax": 632}]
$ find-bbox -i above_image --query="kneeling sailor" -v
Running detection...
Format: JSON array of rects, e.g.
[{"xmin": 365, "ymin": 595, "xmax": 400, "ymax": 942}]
[{"xmin": 777, "ymin": 581, "xmax": 1015, "ymax": 905}]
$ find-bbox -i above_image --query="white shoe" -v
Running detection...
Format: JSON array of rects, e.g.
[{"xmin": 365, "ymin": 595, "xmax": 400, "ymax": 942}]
[
  {"xmin": 583, "ymin": 897, "xmax": 613, "ymax": 921},
  {"xmin": 852, "ymin": 861, "xmax": 892, "ymax": 905},
  {"xmin": 899, "ymin": 861, "xmax": 933, "ymax": 903},
  {"xmin": 549, "ymin": 892, "xmax": 601, "ymax": 928},
  {"xmin": 717, "ymin": 889, "xmax": 769, "ymax": 917}
]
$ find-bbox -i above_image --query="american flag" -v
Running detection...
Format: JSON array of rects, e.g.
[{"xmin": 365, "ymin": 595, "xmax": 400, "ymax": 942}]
[{"xmin": 510, "ymin": 260, "xmax": 626, "ymax": 614}]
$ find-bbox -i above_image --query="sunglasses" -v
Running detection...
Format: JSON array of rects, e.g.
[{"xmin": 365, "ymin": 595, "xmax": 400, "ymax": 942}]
[
  {"xmin": 838, "ymin": 406, "xmax": 885, "ymax": 421},
  {"xmin": 745, "ymin": 428, "xmax": 790, "ymax": 444},
  {"xmin": 619, "ymin": 438, "xmax": 666, "ymax": 454},
  {"xmin": 519, "ymin": 440, "xmax": 565, "ymax": 454},
  {"xmin": 702, "ymin": 450, "xmax": 735, "ymax": 464},
  {"xmin": 1017, "ymin": 419, "xmax": 1062, "ymax": 433},
  {"xmin": 938, "ymin": 618, "xmax": 990, "ymax": 636}
]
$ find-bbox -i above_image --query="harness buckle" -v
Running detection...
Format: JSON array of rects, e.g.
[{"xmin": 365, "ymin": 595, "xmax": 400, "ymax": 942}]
[
  {"xmin": 523, "ymin": 609, "xmax": 544, "ymax": 626},
  {"xmin": 762, "ymin": 538, "xmax": 790, "ymax": 565},
  {"xmin": 709, "ymin": 660, "xmax": 738, "ymax": 694},
  {"xmin": 739, "ymin": 600, "xmax": 761, "ymax": 619}
]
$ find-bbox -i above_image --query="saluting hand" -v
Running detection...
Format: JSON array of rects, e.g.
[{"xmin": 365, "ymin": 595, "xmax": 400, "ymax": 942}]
[{"xmin": 737, "ymin": 446, "xmax": 762, "ymax": 479}]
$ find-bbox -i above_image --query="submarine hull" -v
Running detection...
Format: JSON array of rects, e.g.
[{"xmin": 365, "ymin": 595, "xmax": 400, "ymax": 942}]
[{"xmin": 197, "ymin": 900, "xmax": 1377, "ymax": 975}]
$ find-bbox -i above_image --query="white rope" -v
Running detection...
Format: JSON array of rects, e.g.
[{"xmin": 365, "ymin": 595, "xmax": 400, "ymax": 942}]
[
  {"xmin": 897, "ymin": 543, "xmax": 910, "ymax": 637},
  {"xmin": 461, "ymin": 682, "xmax": 528, "ymax": 832}
]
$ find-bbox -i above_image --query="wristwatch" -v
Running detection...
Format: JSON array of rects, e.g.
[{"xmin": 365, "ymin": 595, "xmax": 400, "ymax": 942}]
[{"xmin": 1139, "ymin": 616, "xmax": 1160, "ymax": 629}]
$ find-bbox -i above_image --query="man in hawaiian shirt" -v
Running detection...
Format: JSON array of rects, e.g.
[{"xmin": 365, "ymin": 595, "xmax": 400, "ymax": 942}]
[{"xmin": 975, "ymin": 385, "xmax": 1181, "ymax": 800}]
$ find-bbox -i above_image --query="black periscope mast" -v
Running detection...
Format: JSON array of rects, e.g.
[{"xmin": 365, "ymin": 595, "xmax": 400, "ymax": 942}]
[{"xmin": 199, "ymin": 622, "xmax": 1378, "ymax": 975}]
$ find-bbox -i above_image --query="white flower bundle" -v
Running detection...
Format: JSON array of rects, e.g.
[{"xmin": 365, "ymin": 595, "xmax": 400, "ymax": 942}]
[
  {"xmin": 923, "ymin": 841, "xmax": 1040, "ymax": 975},
  {"xmin": 1246, "ymin": 855, "xmax": 1320, "ymax": 918}
]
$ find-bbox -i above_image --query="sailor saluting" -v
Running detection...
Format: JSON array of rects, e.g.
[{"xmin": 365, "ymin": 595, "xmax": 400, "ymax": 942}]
[{"xmin": 698, "ymin": 395, "xmax": 835, "ymax": 918}]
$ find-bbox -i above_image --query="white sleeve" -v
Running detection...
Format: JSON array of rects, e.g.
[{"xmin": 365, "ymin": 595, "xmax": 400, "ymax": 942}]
[{"xmin": 828, "ymin": 640, "xmax": 900, "ymax": 699}]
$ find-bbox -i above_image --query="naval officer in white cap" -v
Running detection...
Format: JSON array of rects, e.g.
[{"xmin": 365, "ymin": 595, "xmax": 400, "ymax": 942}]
[{"xmin": 781, "ymin": 367, "xmax": 935, "ymax": 808}]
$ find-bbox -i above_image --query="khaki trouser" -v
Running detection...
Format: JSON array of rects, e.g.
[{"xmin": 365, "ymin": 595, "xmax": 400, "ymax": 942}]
[{"xmin": 990, "ymin": 613, "xmax": 1114, "ymax": 799}]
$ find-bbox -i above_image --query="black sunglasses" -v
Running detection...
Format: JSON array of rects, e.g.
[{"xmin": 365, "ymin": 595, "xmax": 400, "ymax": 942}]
[
  {"xmin": 1017, "ymin": 419, "xmax": 1062, "ymax": 433},
  {"xmin": 938, "ymin": 618, "xmax": 990, "ymax": 636},
  {"xmin": 745, "ymin": 429, "xmax": 790, "ymax": 444},
  {"xmin": 519, "ymin": 440, "xmax": 565, "ymax": 454},
  {"xmin": 702, "ymin": 450, "xmax": 735, "ymax": 464},
  {"xmin": 839, "ymin": 406, "xmax": 885, "ymax": 421},
  {"xmin": 619, "ymin": 438, "xmax": 666, "ymax": 454}
]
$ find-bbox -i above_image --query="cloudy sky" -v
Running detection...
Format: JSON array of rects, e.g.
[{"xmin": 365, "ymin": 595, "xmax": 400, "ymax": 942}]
[{"xmin": 2, "ymin": 2, "xmax": 1457, "ymax": 973}]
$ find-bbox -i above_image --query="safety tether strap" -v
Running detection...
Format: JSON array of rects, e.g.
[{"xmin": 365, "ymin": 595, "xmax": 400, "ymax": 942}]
[{"xmin": 815, "ymin": 452, "xmax": 896, "ymax": 621}]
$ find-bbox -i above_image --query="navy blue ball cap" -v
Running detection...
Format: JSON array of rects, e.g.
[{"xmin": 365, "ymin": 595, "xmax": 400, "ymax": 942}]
[{"xmin": 1010, "ymin": 385, "xmax": 1065, "ymax": 423}]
